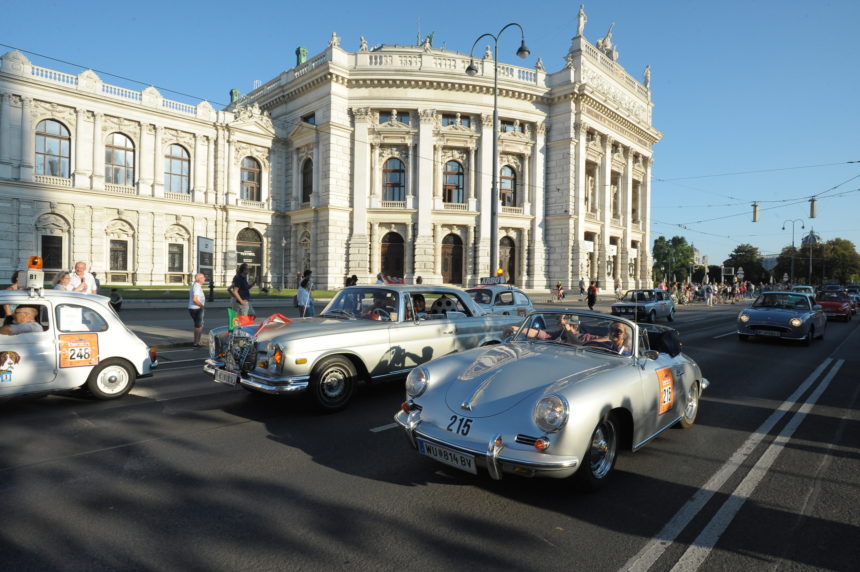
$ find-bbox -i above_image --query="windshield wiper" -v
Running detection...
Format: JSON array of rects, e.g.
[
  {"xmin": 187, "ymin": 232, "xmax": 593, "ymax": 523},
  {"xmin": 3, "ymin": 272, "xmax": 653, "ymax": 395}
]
[{"xmin": 322, "ymin": 309, "xmax": 355, "ymax": 319}]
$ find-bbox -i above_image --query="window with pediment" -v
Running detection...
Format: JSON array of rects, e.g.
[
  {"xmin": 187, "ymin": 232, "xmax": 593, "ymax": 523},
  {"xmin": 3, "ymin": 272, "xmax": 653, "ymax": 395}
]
[
  {"xmin": 105, "ymin": 132, "xmax": 135, "ymax": 186},
  {"xmin": 500, "ymin": 119, "xmax": 524, "ymax": 133},
  {"xmin": 500, "ymin": 166, "xmax": 517, "ymax": 206},
  {"xmin": 301, "ymin": 158, "xmax": 313, "ymax": 204},
  {"xmin": 379, "ymin": 110, "xmax": 410, "ymax": 125},
  {"xmin": 443, "ymin": 161, "xmax": 465, "ymax": 204},
  {"xmin": 35, "ymin": 119, "xmax": 71, "ymax": 178},
  {"xmin": 241, "ymin": 157, "xmax": 262, "ymax": 201},
  {"xmin": 164, "ymin": 144, "xmax": 190, "ymax": 193},
  {"xmin": 441, "ymin": 114, "xmax": 471, "ymax": 128},
  {"xmin": 382, "ymin": 158, "xmax": 406, "ymax": 202}
]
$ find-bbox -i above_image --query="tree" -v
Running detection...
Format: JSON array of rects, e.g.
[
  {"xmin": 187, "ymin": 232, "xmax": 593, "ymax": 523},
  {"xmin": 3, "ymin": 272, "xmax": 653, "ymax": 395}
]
[
  {"xmin": 723, "ymin": 244, "xmax": 765, "ymax": 284},
  {"xmin": 823, "ymin": 238, "xmax": 860, "ymax": 284},
  {"xmin": 773, "ymin": 245, "xmax": 800, "ymax": 285},
  {"xmin": 652, "ymin": 236, "xmax": 694, "ymax": 283}
]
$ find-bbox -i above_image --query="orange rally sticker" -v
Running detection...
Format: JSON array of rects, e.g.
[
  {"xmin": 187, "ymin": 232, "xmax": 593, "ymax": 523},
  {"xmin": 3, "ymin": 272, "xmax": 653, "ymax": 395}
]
[
  {"xmin": 656, "ymin": 367, "xmax": 675, "ymax": 415},
  {"xmin": 59, "ymin": 333, "xmax": 99, "ymax": 368}
]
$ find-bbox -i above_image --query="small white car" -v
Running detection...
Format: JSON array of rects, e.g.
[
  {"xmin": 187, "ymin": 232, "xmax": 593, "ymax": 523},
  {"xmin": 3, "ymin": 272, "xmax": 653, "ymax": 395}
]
[
  {"xmin": 465, "ymin": 285, "xmax": 535, "ymax": 317},
  {"xmin": 1, "ymin": 288, "xmax": 157, "ymax": 400}
]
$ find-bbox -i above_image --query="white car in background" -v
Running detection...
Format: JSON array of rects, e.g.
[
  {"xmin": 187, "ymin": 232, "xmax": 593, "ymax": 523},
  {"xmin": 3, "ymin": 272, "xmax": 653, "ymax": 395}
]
[{"xmin": 465, "ymin": 285, "xmax": 535, "ymax": 317}]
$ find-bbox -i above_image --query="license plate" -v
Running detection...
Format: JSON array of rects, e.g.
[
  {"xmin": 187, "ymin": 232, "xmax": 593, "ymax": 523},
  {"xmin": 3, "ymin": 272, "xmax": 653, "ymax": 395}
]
[
  {"xmin": 417, "ymin": 439, "xmax": 477, "ymax": 474},
  {"xmin": 214, "ymin": 369, "xmax": 238, "ymax": 386},
  {"xmin": 754, "ymin": 329, "xmax": 780, "ymax": 337}
]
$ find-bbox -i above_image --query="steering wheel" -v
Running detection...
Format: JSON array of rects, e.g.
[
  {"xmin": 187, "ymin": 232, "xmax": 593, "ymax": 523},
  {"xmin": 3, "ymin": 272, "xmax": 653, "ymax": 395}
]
[
  {"xmin": 583, "ymin": 339, "xmax": 614, "ymax": 351},
  {"xmin": 370, "ymin": 308, "xmax": 392, "ymax": 321}
]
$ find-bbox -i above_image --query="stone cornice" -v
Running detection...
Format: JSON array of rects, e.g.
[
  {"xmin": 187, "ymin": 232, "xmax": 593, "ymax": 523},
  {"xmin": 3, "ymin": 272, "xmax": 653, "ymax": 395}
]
[{"xmin": 581, "ymin": 96, "xmax": 662, "ymax": 148}]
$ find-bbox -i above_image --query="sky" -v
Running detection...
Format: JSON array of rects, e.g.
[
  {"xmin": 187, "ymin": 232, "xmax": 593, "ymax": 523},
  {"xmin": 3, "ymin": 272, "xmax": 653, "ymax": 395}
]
[{"xmin": 3, "ymin": 0, "xmax": 859, "ymax": 265}]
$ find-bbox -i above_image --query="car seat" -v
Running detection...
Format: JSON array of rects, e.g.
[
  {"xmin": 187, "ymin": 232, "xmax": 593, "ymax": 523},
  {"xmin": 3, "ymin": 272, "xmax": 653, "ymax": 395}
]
[{"xmin": 430, "ymin": 297, "xmax": 456, "ymax": 315}]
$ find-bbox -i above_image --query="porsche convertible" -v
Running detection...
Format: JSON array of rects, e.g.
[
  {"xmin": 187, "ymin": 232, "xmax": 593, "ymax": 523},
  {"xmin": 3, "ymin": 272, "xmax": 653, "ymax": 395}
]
[{"xmin": 394, "ymin": 310, "xmax": 709, "ymax": 490}]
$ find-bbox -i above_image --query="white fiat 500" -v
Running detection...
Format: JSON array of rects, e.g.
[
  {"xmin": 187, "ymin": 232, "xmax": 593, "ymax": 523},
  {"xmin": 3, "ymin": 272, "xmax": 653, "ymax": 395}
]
[{"xmin": 1, "ymin": 287, "xmax": 157, "ymax": 400}]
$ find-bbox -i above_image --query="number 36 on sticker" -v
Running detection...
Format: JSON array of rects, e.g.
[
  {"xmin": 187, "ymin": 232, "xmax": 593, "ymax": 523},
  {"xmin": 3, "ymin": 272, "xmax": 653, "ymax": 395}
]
[{"xmin": 655, "ymin": 367, "xmax": 675, "ymax": 414}]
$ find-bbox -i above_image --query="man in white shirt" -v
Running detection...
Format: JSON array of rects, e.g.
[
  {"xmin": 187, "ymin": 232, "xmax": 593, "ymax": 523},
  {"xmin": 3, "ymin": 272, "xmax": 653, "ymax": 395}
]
[
  {"xmin": 188, "ymin": 273, "xmax": 206, "ymax": 347},
  {"xmin": 68, "ymin": 261, "xmax": 97, "ymax": 294}
]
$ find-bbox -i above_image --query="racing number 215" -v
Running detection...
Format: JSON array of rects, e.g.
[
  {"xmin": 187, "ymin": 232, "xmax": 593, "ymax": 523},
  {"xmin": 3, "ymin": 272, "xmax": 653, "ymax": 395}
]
[{"xmin": 447, "ymin": 415, "xmax": 472, "ymax": 436}]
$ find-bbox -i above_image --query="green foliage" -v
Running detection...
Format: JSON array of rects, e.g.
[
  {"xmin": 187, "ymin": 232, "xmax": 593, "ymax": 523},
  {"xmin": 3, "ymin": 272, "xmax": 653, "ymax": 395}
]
[
  {"xmin": 651, "ymin": 236, "xmax": 695, "ymax": 281},
  {"xmin": 723, "ymin": 244, "xmax": 765, "ymax": 283}
]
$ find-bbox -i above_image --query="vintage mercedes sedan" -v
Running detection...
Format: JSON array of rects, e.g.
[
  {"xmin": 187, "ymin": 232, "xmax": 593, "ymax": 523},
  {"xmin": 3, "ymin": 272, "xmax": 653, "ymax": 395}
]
[
  {"xmin": 465, "ymin": 285, "xmax": 535, "ymax": 317},
  {"xmin": 611, "ymin": 289, "xmax": 675, "ymax": 322},
  {"xmin": 1, "ymin": 289, "xmax": 157, "ymax": 401},
  {"xmin": 737, "ymin": 291, "xmax": 827, "ymax": 343},
  {"xmin": 394, "ymin": 310, "xmax": 708, "ymax": 490},
  {"xmin": 204, "ymin": 285, "xmax": 522, "ymax": 411}
]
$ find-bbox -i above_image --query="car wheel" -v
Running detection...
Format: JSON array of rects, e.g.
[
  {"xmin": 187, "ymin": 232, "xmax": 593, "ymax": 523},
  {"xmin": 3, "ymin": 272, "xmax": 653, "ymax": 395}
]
[
  {"xmin": 575, "ymin": 414, "xmax": 619, "ymax": 491},
  {"xmin": 804, "ymin": 327, "xmax": 814, "ymax": 346},
  {"xmin": 667, "ymin": 309, "xmax": 675, "ymax": 322},
  {"xmin": 676, "ymin": 381, "xmax": 700, "ymax": 429},
  {"xmin": 648, "ymin": 310, "xmax": 656, "ymax": 323},
  {"xmin": 309, "ymin": 356, "xmax": 357, "ymax": 412},
  {"xmin": 86, "ymin": 359, "xmax": 135, "ymax": 400}
]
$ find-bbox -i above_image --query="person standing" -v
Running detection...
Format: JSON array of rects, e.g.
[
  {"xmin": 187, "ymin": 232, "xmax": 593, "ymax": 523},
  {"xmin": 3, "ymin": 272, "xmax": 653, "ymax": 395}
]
[
  {"xmin": 230, "ymin": 263, "xmax": 256, "ymax": 318},
  {"xmin": 579, "ymin": 278, "xmax": 586, "ymax": 299},
  {"xmin": 188, "ymin": 273, "xmax": 206, "ymax": 347},
  {"xmin": 69, "ymin": 261, "xmax": 97, "ymax": 294},
  {"xmin": 302, "ymin": 269, "xmax": 315, "ymax": 316},
  {"xmin": 587, "ymin": 281, "xmax": 598, "ymax": 311},
  {"xmin": 109, "ymin": 288, "xmax": 124, "ymax": 312},
  {"xmin": 297, "ymin": 278, "xmax": 312, "ymax": 317},
  {"xmin": 52, "ymin": 272, "xmax": 74, "ymax": 291}
]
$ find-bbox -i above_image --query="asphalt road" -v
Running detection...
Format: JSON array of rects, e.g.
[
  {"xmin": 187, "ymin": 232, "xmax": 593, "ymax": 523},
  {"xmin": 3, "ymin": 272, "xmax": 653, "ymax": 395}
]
[{"xmin": 1, "ymin": 302, "xmax": 858, "ymax": 571}]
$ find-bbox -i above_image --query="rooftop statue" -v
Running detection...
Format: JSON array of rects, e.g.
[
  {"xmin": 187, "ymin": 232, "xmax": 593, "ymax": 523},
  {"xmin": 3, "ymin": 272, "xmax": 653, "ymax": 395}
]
[
  {"xmin": 577, "ymin": 4, "xmax": 587, "ymax": 37},
  {"xmin": 359, "ymin": 36, "xmax": 368, "ymax": 52},
  {"xmin": 596, "ymin": 23, "xmax": 618, "ymax": 61},
  {"xmin": 644, "ymin": 65, "xmax": 651, "ymax": 88}
]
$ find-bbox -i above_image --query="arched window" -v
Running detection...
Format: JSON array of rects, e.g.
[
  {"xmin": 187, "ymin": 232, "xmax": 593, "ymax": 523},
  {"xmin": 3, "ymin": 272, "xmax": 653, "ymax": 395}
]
[
  {"xmin": 164, "ymin": 144, "xmax": 190, "ymax": 193},
  {"xmin": 441, "ymin": 234, "xmax": 463, "ymax": 284},
  {"xmin": 381, "ymin": 232, "xmax": 405, "ymax": 279},
  {"xmin": 240, "ymin": 157, "xmax": 262, "ymax": 201},
  {"xmin": 443, "ymin": 161, "xmax": 464, "ymax": 204},
  {"xmin": 105, "ymin": 133, "xmax": 135, "ymax": 186},
  {"xmin": 301, "ymin": 159, "xmax": 313, "ymax": 204},
  {"xmin": 382, "ymin": 158, "xmax": 405, "ymax": 202},
  {"xmin": 500, "ymin": 166, "xmax": 517, "ymax": 206},
  {"xmin": 237, "ymin": 228, "xmax": 264, "ymax": 285},
  {"xmin": 499, "ymin": 236, "xmax": 516, "ymax": 284},
  {"xmin": 35, "ymin": 119, "xmax": 71, "ymax": 178}
]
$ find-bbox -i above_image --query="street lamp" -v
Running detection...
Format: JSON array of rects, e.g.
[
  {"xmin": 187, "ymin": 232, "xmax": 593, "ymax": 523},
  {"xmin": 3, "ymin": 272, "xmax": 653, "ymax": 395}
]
[
  {"xmin": 803, "ymin": 229, "xmax": 821, "ymax": 287},
  {"xmin": 782, "ymin": 218, "xmax": 804, "ymax": 285},
  {"xmin": 465, "ymin": 23, "xmax": 529, "ymax": 279}
]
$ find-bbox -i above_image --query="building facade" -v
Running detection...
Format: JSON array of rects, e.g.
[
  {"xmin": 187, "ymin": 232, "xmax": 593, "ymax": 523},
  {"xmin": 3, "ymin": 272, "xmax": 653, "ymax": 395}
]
[{"xmin": 0, "ymin": 12, "xmax": 660, "ymax": 291}]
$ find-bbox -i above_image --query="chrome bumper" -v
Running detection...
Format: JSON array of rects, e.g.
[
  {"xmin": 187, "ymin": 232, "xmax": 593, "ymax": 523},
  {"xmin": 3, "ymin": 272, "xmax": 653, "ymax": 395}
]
[
  {"xmin": 393, "ymin": 409, "xmax": 579, "ymax": 480},
  {"xmin": 203, "ymin": 359, "xmax": 310, "ymax": 395}
]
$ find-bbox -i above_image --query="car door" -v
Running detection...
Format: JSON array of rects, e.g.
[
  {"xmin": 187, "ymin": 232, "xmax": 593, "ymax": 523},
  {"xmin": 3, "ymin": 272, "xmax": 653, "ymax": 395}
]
[
  {"xmin": 634, "ymin": 333, "xmax": 687, "ymax": 444},
  {"xmin": 387, "ymin": 293, "xmax": 454, "ymax": 372},
  {"xmin": 53, "ymin": 301, "xmax": 111, "ymax": 387},
  {"xmin": 0, "ymin": 301, "xmax": 57, "ymax": 395}
]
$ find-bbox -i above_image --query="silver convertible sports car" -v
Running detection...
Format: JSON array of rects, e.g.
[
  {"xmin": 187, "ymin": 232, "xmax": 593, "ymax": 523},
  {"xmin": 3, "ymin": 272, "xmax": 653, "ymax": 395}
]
[
  {"xmin": 737, "ymin": 291, "xmax": 826, "ymax": 344},
  {"xmin": 394, "ymin": 310, "xmax": 709, "ymax": 490},
  {"xmin": 204, "ymin": 285, "xmax": 522, "ymax": 411}
]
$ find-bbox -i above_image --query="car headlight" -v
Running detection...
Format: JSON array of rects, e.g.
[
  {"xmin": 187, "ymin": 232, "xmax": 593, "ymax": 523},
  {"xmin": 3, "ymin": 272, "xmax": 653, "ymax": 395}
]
[
  {"xmin": 790, "ymin": 317, "xmax": 802, "ymax": 328},
  {"xmin": 533, "ymin": 394, "xmax": 569, "ymax": 433},
  {"xmin": 405, "ymin": 366, "xmax": 429, "ymax": 398},
  {"xmin": 739, "ymin": 313, "xmax": 750, "ymax": 323}
]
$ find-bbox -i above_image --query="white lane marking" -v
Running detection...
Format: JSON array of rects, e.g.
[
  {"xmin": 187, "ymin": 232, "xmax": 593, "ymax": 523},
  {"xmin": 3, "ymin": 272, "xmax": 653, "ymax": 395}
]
[
  {"xmin": 623, "ymin": 358, "xmax": 834, "ymax": 572},
  {"xmin": 370, "ymin": 423, "xmax": 398, "ymax": 433},
  {"xmin": 671, "ymin": 359, "xmax": 844, "ymax": 572},
  {"xmin": 712, "ymin": 331, "xmax": 736, "ymax": 339}
]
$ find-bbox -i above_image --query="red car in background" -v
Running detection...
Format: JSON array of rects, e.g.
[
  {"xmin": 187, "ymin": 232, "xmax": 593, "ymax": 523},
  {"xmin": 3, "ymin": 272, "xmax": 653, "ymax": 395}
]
[{"xmin": 815, "ymin": 291, "xmax": 853, "ymax": 321}]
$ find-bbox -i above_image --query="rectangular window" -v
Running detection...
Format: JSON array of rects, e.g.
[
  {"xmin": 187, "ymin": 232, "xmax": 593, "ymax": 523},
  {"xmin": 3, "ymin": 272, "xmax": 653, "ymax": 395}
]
[
  {"xmin": 168, "ymin": 244, "xmax": 184, "ymax": 273},
  {"xmin": 110, "ymin": 240, "xmax": 128, "ymax": 271},
  {"xmin": 301, "ymin": 113, "xmax": 316, "ymax": 125},
  {"xmin": 41, "ymin": 235, "xmax": 63, "ymax": 269},
  {"xmin": 441, "ymin": 114, "xmax": 470, "ymax": 128}
]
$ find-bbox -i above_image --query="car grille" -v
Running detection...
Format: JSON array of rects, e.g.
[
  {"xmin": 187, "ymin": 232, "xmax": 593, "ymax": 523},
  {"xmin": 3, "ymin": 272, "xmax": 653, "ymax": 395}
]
[{"xmin": 515, "ymin": 434, "xmax": 542, "ymax": 446}]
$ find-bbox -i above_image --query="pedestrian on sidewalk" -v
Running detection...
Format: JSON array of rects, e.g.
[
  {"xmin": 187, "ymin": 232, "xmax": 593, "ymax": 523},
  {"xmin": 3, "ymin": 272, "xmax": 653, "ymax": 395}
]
[
  {"xmin": 302, "ymin": 269, "xmax": 315, "ymax": 316},
  {"xmin": 230, "ymin": 263, "xmax": 256, "ymax": 318},
  {"xmin": 587, "ymin": 281, "xmax": 598, "ymax": 311},
  {"xmin": 109, "ymin": 288, "xmax": 123, "ymax": 312},
  {"xmin": 579, "ymin": 278, "xmax": 586, "ymax": 298},
  {"xmin": 188, "ymin": 273, "xmax": 206, "ymax": 347},
  {"xmin": 297, "ymin": 278, "xmax": 312, "ymax": 317}
]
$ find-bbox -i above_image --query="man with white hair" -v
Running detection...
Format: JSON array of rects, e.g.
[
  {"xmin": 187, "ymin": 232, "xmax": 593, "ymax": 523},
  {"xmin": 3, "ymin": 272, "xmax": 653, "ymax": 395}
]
[{"xmin": 69, "ymin": 261, "xmax": 97, "ymax": 294}]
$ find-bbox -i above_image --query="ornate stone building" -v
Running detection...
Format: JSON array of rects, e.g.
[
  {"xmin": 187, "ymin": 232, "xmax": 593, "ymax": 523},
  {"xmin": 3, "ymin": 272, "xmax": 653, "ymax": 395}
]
[{"xmin": 0, "ymin": 8, "xmax": 660, "ymax": 291}]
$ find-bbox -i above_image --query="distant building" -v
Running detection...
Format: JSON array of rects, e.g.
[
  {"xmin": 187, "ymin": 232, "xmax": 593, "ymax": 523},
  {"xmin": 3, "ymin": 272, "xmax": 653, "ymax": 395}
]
[{"xmin": 0, "ymin": 10, "xmax": 661, "ymax": 290}]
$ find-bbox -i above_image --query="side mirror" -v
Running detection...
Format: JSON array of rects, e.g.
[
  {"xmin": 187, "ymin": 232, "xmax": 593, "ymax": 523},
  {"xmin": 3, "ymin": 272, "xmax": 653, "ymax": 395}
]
[{"xmin": 644, "ymin": 350, "xmax": 660, "ymax": 361}]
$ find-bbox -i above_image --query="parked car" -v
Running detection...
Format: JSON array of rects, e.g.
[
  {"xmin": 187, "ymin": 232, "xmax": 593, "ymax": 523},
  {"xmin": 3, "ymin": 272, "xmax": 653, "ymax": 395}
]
[
  {"xmin": 394, "ymin": 310, "xmax": 708, "ymax": 489},
  {"xmin": 204, "ymin": 285, "xmax": 523, "ymax": 411},
  {"xmin": 464, "ymin": 285, "xmax": 534, "ymax": 317},
  {"xmin": 815, "ymin": 291, "xmax": 853, "ymax": 321},
  {"xmin": 1, "ymin": 288, "xmax": 157, "ymax": 400},
  {"xmin": 737, "ymin": 291, "xmax": 826, "ymax": 344},
  {"xmin": 611, "ymin": 289, "xmax": 675, "ymax": 322}
]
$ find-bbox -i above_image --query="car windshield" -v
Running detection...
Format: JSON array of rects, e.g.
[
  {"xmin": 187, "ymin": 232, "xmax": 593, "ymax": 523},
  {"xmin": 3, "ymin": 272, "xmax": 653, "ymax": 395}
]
[
  {"xmin": 753, "ymin": 294, "xmax": 809, "ymax": 310},
  {"xmin": 511, "ymin": 312, "xmax": 634, "ymax": 356},
  {"xmin": 321, "ymin": 288, "xmax": 400, "ymax": 321},
  {"xmin": 466, "ymin": 289, "xmax": 493, "ymax": 305},
  {"xmin": 621, "ymin": 290, "xmax": 652, "ymax": 303}
]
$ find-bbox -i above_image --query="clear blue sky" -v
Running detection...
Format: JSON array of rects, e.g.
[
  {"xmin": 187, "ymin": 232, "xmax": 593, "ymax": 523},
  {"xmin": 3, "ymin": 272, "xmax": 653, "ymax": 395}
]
[{"xmin": 4, "ymin": 0, "xmax": 858, "ymax": 265}]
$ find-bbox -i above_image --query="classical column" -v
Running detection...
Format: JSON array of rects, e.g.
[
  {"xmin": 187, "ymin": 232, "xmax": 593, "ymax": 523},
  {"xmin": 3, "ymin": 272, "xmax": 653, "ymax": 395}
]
[
  {"xmin": 369, "ymin": 141, "xmax": 378, "ymax": 198},
  {"xmin": 621, "ymin": 148, "xmax": 634, "ymax": 289},
  {"xmin": 529, "ymin": 121, "xmax": 547, "ymax": 288},
  {"xmin": 519, "ymin": 228, "xmax": 529, "ymax": 286},
  {"xmin": 370, "ymin": 222, "xmax": 380, "ymax": 276},
  {"xmin": 468, "ymin": 147, "xmax": 476, "ymax": 201},
  {"xmin": 464, "ymin": 224, "xmax": 473, "ymax": 286},
  {"xmin": 152, "ymin": 125, "xmax": 164, "ymax": 197},
  {"xmin": 193, "ymin": 133, "xmax": 205, "ymax": 202},
  {"xmin": 434, "ymin": 224, "xmax": 442, "ymax": 276},
  {"xmin": 348, "ymin": 108, "xmax": 371, "ymax": 276},
  {"xmin": 225, "ymin": 133, "xmax": 235, "ymax": 205},
  {"xmin": 74, "ymin": 108, "xmax": 89, "ymax": 184},
  {"xmin": 20, "ymin": 96, "xmax": 34, "ymax": 182},
  {"xmin": 597, "ymin": 135, "xmax": 613, "ymax": 289},
  {"xmin": 642, "ymin": 158, "xmax": 654, "ymax": 285},
  {"xmin": 405, "ymin": 222, "xmax": 414, "ymax": 282},
  {"xmin": 91, "ymin": 112, "xmax": 104, "ymax": 190},
  {"xmin": 0, "ymin": 93, "xmax": 10, "ymax": 178},
  {"xmin": 414, "ymin": 109, "xmax": 437, "ymax": 281},
  {"xmin": 573, "ymin": 121, "xmax": 588, "ymax": 288}
]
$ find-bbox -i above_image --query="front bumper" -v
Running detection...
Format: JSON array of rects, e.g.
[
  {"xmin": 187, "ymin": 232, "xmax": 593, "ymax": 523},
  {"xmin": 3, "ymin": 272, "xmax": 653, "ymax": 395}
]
[
  {"xmin": 203, "ymin": 359, "xmax": 310, "ymax": 394},
  {"xmin": 736, "ymin": 324, "xmax": 806, "ymax": 341},
  {"xmin": 393, "ymin": 409, "xmax": 580, "ymax": 480}
]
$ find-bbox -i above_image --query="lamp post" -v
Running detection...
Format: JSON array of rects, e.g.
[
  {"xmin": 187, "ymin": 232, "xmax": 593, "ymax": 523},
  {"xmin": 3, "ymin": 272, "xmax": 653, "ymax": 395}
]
[
  {"xmin": 465, "ymin": 23, "xmax": 529, "ymax": 279},
  {"xmin": 782, "ymin": 218, "xmax": 804, "ymax": 285},
  {"xmin": 803, "ymin": 229, "xmax": 821, "ymax": 287}
]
